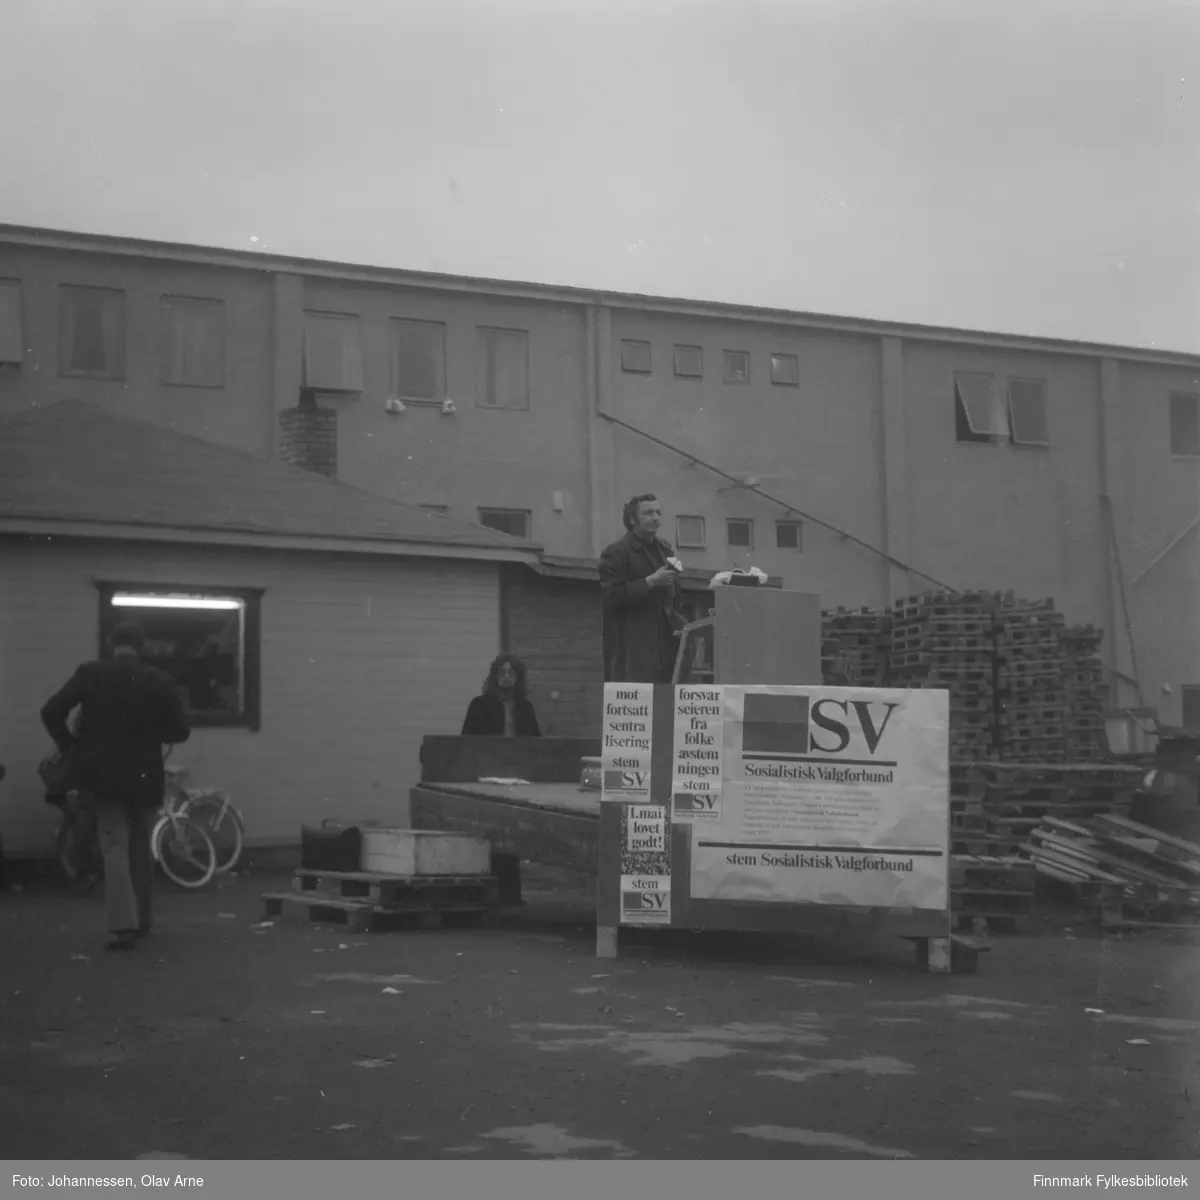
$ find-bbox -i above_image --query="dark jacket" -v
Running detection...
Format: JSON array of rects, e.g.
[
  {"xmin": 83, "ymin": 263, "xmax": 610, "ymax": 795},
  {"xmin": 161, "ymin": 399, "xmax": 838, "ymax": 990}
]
[
  {"xmin": 598, "ymin": 530, "xmax": 687, "ymax": 684},
  {"xmin": 461, "ymin": 692, "xmax": 542, "ymax": 737},
  {"xmin": 41, "ymin": 654, "xmax": 191, "ymax": 809}
]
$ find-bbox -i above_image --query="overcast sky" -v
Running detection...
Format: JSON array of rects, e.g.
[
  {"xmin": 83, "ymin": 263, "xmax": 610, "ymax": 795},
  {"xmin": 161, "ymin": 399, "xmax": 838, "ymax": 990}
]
[{"xmin": 2, "ymin": 0, "xmax": 1196, "ymax": 351}]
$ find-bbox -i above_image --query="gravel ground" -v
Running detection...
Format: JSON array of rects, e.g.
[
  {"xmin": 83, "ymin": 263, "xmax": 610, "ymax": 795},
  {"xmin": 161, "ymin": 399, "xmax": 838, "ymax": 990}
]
[{"xmin": 1, "ymin": 868, "xmax": 1197, "ymax": 1161}]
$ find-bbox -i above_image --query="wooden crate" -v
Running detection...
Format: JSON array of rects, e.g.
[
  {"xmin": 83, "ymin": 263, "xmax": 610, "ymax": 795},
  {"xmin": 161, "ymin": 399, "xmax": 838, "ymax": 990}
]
[{"xmin": 359, "ymin": 828, "xmax": 491, "ymax": 876}]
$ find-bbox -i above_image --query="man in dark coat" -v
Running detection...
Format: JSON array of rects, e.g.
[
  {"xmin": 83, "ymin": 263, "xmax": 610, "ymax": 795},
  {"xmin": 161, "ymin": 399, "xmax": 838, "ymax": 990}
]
[
  {"xmin": 599, "ymin": 494, "xmax": 689, "ymax": 684},
  {"xmin": 41, "ymin": 620, "xmax": 191, "ymax": 951}
]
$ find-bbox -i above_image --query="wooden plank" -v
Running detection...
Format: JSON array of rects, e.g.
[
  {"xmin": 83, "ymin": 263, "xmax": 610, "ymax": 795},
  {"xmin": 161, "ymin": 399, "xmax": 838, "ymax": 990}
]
[
  {"xmin": 1092, "ymin": 813, "xmax": 1200, "ymax": 861},
  {"xmin": 410, "ymin": 784, "xmax": 598, "ymax": 874},
  {"xmin": 419, "ymin": 735, "xmax": 601, "ymax": 784}
]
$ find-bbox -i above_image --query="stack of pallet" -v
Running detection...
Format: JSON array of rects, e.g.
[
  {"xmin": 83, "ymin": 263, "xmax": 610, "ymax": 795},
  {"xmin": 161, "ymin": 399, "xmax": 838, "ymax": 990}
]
[
  {"xmin": 950, "ymin": 855, "xmax": 1037, "ymax": 934},
  {"xmin": 1023, "ymin": 812, "xmax": 1200, "ymax": 931},
  {"xmin": 1060, "ymin": 625, "xmax": 1108, "ymax": 762},
  {"xmin": 993, "ymin": 596, "xmax": 1068, "ymax": 763},
  {"xmin": 820, "ymin": 607, "xmax": 891, "ymax": 688},
  {"xmin": 890, "ymin": 591, "xmax": 998, "ymax": 761},
  {"xmin": 951, "ymin": 761, "xmax": 1140, "ymax": 856}
]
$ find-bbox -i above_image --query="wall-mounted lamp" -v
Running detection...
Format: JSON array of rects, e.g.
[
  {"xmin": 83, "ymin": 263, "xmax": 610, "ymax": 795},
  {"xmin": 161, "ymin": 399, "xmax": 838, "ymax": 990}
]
[{"xmin": 441, "ymin": 398, "xmax": 457, "ymax": 415}]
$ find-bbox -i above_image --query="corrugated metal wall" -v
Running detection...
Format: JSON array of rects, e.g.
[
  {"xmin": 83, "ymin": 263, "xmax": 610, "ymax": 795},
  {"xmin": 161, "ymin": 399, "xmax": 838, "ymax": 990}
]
[{"xmin": 0, "ymin": 537, "xmax": 501, "ymax": 855}]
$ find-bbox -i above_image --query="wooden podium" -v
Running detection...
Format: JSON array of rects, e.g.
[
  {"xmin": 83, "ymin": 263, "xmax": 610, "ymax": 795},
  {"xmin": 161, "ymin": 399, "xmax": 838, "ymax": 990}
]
[{"xmin": 675, "ymin": 584, "xmax": 823, "ymax": 685}]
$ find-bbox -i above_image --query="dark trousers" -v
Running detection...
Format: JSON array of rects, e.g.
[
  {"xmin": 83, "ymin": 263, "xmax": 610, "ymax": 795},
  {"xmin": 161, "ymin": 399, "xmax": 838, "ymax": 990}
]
[{"xmin": 86, "ymin": 793, "xmax": 154, "ymax": 934}]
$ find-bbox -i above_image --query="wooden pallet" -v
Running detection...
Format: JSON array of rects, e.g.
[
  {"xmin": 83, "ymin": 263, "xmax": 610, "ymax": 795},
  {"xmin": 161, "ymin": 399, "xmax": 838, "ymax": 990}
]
[
  {"xmin": 293, "ymin": 868, "xmax": 498, "ymax": 908},
  {"xmin": 262, "ymin": 869, "xmax": 499, "ymax": 932}
]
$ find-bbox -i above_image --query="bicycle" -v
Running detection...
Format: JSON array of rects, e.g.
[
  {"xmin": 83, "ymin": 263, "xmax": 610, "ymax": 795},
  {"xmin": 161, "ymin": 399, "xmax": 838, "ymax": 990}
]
[
  {"xmin": 153, "ymin": 752, "xmax": 218, "ymax": 889},
  {"xmin": 52, "ymin": 749, "xmax": 220, "ymax": 890},
  {"xmin": 165, "ymin": 762, "xmax": 245, "ymax": 875}
]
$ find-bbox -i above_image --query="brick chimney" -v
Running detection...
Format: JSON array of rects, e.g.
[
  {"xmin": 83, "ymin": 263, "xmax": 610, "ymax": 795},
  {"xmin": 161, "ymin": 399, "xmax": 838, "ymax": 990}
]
[{"xmin": 279, "ymin": 390, "xmax": 337, "ymax": 478}]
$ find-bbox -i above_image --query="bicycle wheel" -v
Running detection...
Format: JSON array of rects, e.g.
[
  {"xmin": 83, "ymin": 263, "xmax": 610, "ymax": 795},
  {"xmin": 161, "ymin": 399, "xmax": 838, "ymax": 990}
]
[
  {"xmin": 151, "ymin": 814, "xmax": 217, "ymax": 889},
  {"xmin": 181, "ymin": 792, "xmax": 244, "ymax": 874}
]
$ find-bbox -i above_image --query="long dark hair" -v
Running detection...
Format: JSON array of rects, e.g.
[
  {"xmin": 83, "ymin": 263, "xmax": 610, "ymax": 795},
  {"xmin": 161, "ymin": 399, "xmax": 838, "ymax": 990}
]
[{"xmin": 482, "ymin": 653, "xmax": 529, "ymax": 700}]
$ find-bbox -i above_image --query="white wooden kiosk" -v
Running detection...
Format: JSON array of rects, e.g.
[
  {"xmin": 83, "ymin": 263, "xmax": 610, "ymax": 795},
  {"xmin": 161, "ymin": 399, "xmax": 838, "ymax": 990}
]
[{"xmin": 595, "ymin": 585, "xmax": 959, "ymax": 973}]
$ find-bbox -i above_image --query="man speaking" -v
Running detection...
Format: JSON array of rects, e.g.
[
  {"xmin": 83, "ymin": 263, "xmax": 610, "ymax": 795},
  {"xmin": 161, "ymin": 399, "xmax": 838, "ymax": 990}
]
[{"xmin": 599, "ymin": 494, "xmax": 688, "ymax": 684}]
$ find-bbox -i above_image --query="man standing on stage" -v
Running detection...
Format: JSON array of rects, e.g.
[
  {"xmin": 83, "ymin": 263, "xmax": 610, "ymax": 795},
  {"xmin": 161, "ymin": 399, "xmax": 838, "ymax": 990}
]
[{"xmin": 599, "ymin": 494, "xmax": 689, "ymax": 684}]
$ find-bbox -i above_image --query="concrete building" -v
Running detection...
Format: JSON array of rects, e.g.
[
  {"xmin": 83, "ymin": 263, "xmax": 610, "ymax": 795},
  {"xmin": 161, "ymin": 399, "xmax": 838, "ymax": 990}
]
[
  {"xmin": 0, "ymin": 401, "xmax": 539, "ymax": 855},
  {"xmin": 1, "ymin": 224, "xmax": 1198, "ymax": 736}
]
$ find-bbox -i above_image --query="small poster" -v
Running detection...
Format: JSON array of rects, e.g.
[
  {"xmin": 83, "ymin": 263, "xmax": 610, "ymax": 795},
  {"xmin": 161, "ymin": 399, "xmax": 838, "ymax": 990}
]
[
  {"xmin": 625, "ymin": 805, "xmax": 666, "ymax": 853},
  {"xmin": 619, "ymin": 874, "xmax": 671, "ymax": 924},
  {"xmin": 671, "ymin": 684, "xmax": 723, "ymax": 822},
  {"xmin": 601, "ymin": 683, "xmax": 654, "ymax": 801}
]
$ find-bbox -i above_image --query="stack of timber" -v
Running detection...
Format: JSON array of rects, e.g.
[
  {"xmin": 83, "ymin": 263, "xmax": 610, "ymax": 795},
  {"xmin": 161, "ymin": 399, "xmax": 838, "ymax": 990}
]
[
  {"xmin": 1059, "ymin": 625, "xmax": 1109, "ymax": 762},
  {"xmin": 820, "ymin": 607, "xmax": 890, "ymax": 687},
  {"xmin": 950, "ymin": 854, "xmax": 1036, "ymax": 934},
  {"xmin": 993, "ymin": 595, "xmax": 1068, "ymax": 763},
  {"xmin": 890, "ymin": 591, "xmax": 998, "ymax": 761},
  {"xmin": 261, "ymin": 829, "xmax": 497, "ymax": 932},
  {"xmin": 1023, "ymin": 813, "xmax": 1200, "ymax": 931},
  {"xmin": 950, "ymin": 761, "xmax": 1141, "ymax": 858}
]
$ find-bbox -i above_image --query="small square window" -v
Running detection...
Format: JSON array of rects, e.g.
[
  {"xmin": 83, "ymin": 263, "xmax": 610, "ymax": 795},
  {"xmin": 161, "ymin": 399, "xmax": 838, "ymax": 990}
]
[
  {"xmin": 0, "ymin": 279, "xmax": 23, "ymax": 365},
  {"xmin": 390, "ymin": 318, "xmax": 446, "ymax": 403},
  {"xmin": 955, "ymin": 372, "xmax": 1006, "ymax": 442},
  {"xmin": 723, "ymin": 350, "xmax": 751, "ymax": 384},
  {"xmin": 676, "ymin": 515, "xmax": 706, "ymax": 548},
  {"xmin": 727, "ymin": 518, "xmax": 753, "ymax": 548},
  {"xmin": 303, "ymin": 311, "xmax": 364, "ymax": 393},
  {"xmin": 478, "ymin": 508, "xmax": 531, "ymax": 539},
  {"xmin": 674, "ymin": 345, "xmax": 703, "ymax": 378},
  {"xmin": 1008, "ymin": 379, "xmax": 1049, "ymax": 446},
  {"xmin": 770, "ymin": 354, "xmax": 798, "ymax": 386},
  {"xmin": 776, "ymin": 521, "xmax": 802, "ymax": 550},
  {"xmin": 98, "ymin": 584, "xmax": 261, "ymax": 730},
  {"xmin": 621, "ymin": 339, "xmax": 652, "ymax": 374},
  {"xmin": 59, "ymin": 285, "xmax": 126, "ymax": 379},
  {"xmin": 1170, "ymin": 393, "xmax": 1200, "ymax": 456},
  {"xmin": 478, "ymin": 328, "xmax": 529, "ymax": 410},
  {"xmin": 161, "ymin": 296, "xmax": 225, "ymax": 388}
]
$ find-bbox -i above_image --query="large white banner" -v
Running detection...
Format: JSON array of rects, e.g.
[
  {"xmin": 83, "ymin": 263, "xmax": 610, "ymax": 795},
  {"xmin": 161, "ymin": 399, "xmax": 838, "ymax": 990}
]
[{"xmin": 684, "ymin": 686, "xmax": 950, "ymax": 910}]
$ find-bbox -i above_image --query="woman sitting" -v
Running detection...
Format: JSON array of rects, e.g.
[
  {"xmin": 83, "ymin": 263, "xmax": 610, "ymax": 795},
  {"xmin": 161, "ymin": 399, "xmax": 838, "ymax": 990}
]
[{"xmin": 462, "ymin": 654, "xmax": 542, "ymax": 737}]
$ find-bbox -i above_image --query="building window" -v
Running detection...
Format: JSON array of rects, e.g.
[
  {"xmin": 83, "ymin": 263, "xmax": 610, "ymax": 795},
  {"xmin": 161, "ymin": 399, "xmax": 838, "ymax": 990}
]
[
  {"xmin": 478, "ymin": 508, "xmax": 531, "ymax": 539},
  {"xmin": 727, "ymin": 518, "xmax": 754, "ymax": 548},
  {"xmin": 770, "ymin": 353, "xmax": 798, "ymax": 386},
  {"xmin": 160, "ymin": 296, "xmax": 225, "ymax": 388},
  {"xmin": 59, "ymin": 285, "xmax": 126, "ymax": 379},
  {"xmin": 621, "ymin": 339, "xmax": 652, "ymax": 374},
  {"xmin": 390, "ymin": 318, "xmax": 445, "ymax": 404},
  {"xmin": 478, "ymin": 327, "xmax": 529, "ymax": 410},
  {"xmin": 1183, "ymin": 684, "xmax": 1200, "ymax": 729},
  {"xmin": 954, "ymin": 372, "xmax": 1006, "ymax": 443},
  {"xmin": 303, "ymin": 311, "xmax": 364, "ymax": 393},
  {"xmin": 723, "ymin": 350, "xmax": 751, "ymax": 384},
  {"xmin": 97, "ymin": 584, "xmax": 262, "ymax": 730},
  {"xmin": 676, "ymin": 515, "xmax": 706, "ymax": 549},
  {"xmin": 776, "ymin": 520, "xmax": 803, "ymax": 550},
  {"xmin": 1170, "ymin": 393, "xmax": 1200, "ymax": 456},
  {"xmin": 1008, "ymin": 378, "xmax": 1049, "ymax": 446},
  {"xmin": 0, "ymin": 279, "xmax": 23, "ymax": 365},
  {"xmin": 673, "ymin": 345, "xmax": 703, "ymax": 378}
]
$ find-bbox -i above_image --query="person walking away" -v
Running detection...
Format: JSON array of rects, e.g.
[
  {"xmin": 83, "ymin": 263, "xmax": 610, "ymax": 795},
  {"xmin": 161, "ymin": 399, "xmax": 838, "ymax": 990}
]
[
  {"xmin": 598, "ymin": 494, "xmax": 688, "ymax": 684},
  {"xmin": 461, "ymin": 654, "xmax": 542, "ymax": 736},
  {"xmin": 41, "ymin": 621, "xmax": 191, "ymax": 951}
]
